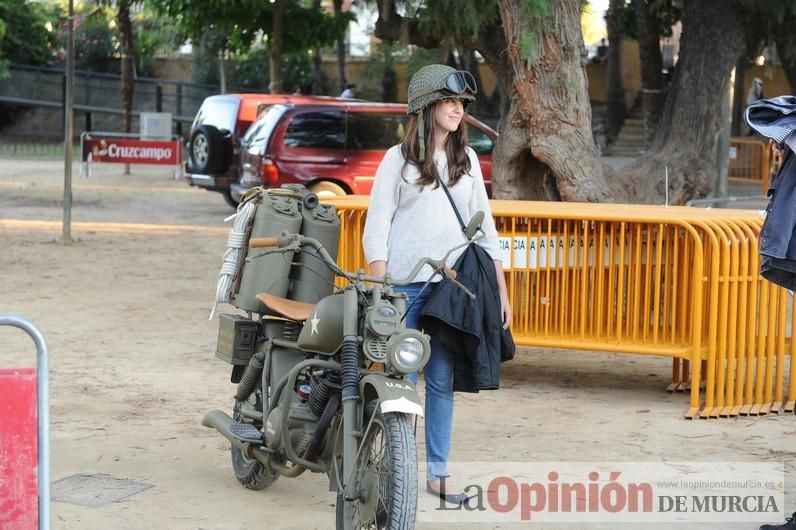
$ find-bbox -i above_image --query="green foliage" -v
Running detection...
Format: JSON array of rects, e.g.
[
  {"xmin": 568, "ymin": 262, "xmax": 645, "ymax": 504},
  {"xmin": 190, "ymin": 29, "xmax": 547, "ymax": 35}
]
[
  {"xmin": 192, "ymin": 37, "xmax": 314, "ymax": 92},
  {"xmin": 0, "ymin": 0, "xmax": 58, "ymax": 69},
  {"xmin": 0, "ymin": 19, "xmax": 7, "ymax": 78},
  {"xmin": 149, "ymin": 0, "xmax": 352, "ymax": 55},
  {"xmin": 601, "ymin": 0, "xmax": 682, "ymax": 41},
  {"xmin": 43, "ymin": 3, "xmax": 182, "ymax": 75},
  {"xmin": 133, "ymin": 6, "xmax": 183, "ymax": 77},
  {"xmin": 69, "ymin": 5, "xmax": 118, "ymax": 72},
  {"xmin": 406, "ymin": 47, "xmax": 444, "ymax": 81},
  {"xmin": 280, "ymin": 4, "xmax": 354, "ymax": 53},
  {"xmin": 738, "ymin": 0, "xmax": 796, "ymax": 59},
  {"xmin": 279, "ymin": 50, "xmax": 315, "ymax": 93},
  {"xmin": 417, "ymin": 0, "xmax": 499, "ymax": 43},
  {"xmin": 147, "ymin": 0, "xmax": 264, "ymax": 44},
  {"xmin": 364, "ymin": 42, "xmax": 402, "ymax": 101},
  {"xmin": 519, "ymin": 0, "xmax": 550, "ymax": 62},
  {"xmin": 227, "ymin": 47, "xmax": 271, "ymax": 89},
  {"xmin": 649, "ymin": 0, "xmax": 682, "ymax": 37},
  {"xmin": 190, "ymin": 28, "xmax": 225, "ymax": 85}
]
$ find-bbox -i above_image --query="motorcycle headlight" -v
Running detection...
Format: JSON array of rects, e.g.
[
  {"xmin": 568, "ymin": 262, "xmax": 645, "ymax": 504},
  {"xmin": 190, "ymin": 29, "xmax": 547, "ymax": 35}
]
[{"xmin": 386, "ymin": 330, "xmax": 431, "ymax": 374}]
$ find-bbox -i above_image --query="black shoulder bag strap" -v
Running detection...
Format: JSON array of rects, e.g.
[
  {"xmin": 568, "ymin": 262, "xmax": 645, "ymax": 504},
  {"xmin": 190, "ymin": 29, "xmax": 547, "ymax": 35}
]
[{"xmin": 438, "ymin": 178, "xmax": 467, "ymax": 234}]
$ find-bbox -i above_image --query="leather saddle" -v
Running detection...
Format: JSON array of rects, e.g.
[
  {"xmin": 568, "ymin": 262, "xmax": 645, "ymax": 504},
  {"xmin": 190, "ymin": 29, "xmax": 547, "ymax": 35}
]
[{"xmin": 255, "ymin": 293, "xmax": 315, "ymax": 321}]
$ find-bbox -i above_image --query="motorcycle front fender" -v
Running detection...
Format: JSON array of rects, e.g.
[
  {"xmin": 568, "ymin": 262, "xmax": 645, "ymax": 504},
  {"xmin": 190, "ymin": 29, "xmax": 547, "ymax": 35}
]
[{"xmin": 359, "ymin": 373, "xmax": 424, "ymax": 417}]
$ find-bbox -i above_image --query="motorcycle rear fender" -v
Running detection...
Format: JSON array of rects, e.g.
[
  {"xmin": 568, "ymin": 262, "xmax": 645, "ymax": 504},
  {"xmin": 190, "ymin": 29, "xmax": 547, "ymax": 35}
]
[{"xmin": 359, "ymin": 373, "xmax": 423, "ymax": 417}]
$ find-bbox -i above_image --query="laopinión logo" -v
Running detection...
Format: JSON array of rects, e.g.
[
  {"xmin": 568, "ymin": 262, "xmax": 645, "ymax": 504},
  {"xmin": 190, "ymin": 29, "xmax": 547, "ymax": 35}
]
[{"xmin": 417, "ymin": 462, "xmax": 785, "ymax": 524}]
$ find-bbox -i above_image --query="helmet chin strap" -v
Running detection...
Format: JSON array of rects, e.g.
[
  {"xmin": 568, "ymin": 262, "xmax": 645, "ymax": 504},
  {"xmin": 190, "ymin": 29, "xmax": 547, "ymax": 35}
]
[{"xmin": 418, "ymin": 112, "xmax": 426, "ymax": 162}]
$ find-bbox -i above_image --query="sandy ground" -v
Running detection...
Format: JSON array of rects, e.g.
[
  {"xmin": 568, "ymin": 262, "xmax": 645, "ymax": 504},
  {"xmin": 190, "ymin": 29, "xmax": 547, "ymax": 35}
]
[{"xmin": 0, "ymin": 158, "xmax": 794, "ymax": 530}]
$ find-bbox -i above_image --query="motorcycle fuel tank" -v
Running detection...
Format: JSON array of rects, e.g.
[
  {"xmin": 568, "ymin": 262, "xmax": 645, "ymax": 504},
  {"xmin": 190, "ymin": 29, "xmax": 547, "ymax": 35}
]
[{"xmin": 296, "ymin": 292, "xmax": 344, "ymax": 355}]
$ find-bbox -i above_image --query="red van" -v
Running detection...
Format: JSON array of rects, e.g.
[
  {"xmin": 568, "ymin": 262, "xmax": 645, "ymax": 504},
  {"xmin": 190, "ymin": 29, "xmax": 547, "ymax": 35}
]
[
  {"xmin": 185, "ymin": 93, "xmax": 352, "ymax": 206},
  {"xmin": 232, "ymin": 101, "xmax": 497, "ymax": 202}
]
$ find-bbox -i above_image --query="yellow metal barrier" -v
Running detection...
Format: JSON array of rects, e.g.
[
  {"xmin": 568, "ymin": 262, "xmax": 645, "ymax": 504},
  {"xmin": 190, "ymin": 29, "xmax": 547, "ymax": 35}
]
[
  {"xmin": 728, "ymin": 137, "xmax": 771, "ymax": 193},
  {"xmin": 327, "ymin": 197, "xmax": 793, "ymax": 420}
]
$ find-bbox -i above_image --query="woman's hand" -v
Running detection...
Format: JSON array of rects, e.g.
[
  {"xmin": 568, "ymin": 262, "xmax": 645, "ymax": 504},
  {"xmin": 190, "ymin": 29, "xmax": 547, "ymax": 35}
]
[
  {"xmin": 499, "ymin": 291, "xmax": 512, "ymax": 330},
  {"xmin": 770, "ymin": 139, "xmax": 783, "ymax": 157},
  {"xmin": 494, "ymin": 260, "xmax": 512, "ymax": 329}
]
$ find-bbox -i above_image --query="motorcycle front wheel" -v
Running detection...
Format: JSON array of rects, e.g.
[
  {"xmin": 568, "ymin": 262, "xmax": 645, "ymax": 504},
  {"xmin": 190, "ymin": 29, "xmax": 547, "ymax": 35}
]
[
  {"xmin": 230, "ymin": 401, "xmax": 280, "ymax": 490},
  {"xmin": 335, "ymin": 402, "xmax": 418, "ymax": 529}
]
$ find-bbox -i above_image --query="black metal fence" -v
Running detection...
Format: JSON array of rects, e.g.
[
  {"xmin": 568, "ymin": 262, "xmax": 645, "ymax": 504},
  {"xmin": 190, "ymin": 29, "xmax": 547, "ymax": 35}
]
[
  {"xmin": 0, "ymin": 143, "xmax": 75, "ymax": 157},
  {"xmin": 0, "ymin": 64, "xmax": 246, "ymax": 143}
]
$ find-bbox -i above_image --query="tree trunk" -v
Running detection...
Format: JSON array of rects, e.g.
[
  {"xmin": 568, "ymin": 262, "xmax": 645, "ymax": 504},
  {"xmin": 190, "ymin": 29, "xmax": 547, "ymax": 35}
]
[
  {"xmin": 774, "ymin": 17, "xmax": 796, "ymax": 95},
  {"xmin": 635, "ymin": 0, "xmax": 664, "ymax": 145},
  {"xmin": 605, "ymin": 0, "xmax": 626, "ymax": 143},
  {"xmin": 731, "ymin": 57, "xmax": 746, "ymax": 136},
  {"xmin": 118, "ymin": 0, "xmax": 134, "ymax": 175},
  {"xmin": 616, "ymin": 0, "xmax": 745, "ymax": 204},
  {"xmin": 490, "ymin": 0, "xmax": 612, "ymax": 201},
  {"xmin": 460, "ymin": 48, "xmax": 500, "ymax": 116},
  {"xmin": 311, "ymin": 0, "xmax": 322, "ymax": 95},
  {"xmin": 333, "ymin": 0, "xmax": 346, "ymax": 94},
  {"xmin": 218, "ymin": 48, "xmax": 227, "ymax": 94},
  {"xmin": 269, "ymin": 0, "xmax": 286, "ymax": 93}
]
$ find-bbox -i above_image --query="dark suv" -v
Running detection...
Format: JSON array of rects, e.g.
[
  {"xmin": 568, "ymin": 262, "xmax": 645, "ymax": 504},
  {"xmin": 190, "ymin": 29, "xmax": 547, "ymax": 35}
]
[
  {"xmin": 185, "ymin": 93, "xmax": 349, "ymax": 206},
  {"xmin": 232, "ymin": 101, "xmax": 497, "ymax": 202}
]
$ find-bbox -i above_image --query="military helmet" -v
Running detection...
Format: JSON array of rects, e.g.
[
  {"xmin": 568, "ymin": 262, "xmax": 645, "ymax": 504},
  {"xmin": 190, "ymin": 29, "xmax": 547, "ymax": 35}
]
[
  {"xmin": 406, "ymin": 64, "xmax": 477, "ymax": 161},
  {"xmin": 407, "ymin": 64, "xmax": 477, "ymax": 115}
]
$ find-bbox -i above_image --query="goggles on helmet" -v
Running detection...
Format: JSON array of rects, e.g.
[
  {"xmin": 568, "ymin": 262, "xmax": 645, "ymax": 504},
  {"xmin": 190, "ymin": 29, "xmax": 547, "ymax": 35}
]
[
  {"xmin": 443, "ymin": 70, "xmax": 477, "ymax": 95},
  {"xmin": 410, "ymin": 70, "xmax": 478, "ymax": 105}
]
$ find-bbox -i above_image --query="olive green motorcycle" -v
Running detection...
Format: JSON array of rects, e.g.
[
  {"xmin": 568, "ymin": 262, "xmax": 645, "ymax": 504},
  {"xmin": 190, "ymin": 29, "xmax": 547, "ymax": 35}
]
[{"xmin": 202, "ymin": 188, "xmax": 483, "ymax": 530}]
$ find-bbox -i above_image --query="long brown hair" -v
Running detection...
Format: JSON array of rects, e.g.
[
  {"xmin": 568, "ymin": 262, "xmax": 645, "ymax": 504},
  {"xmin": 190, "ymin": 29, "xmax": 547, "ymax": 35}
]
[{"xmin": 400, "ymin": 102, "xmax": 471, "ymax": 190}]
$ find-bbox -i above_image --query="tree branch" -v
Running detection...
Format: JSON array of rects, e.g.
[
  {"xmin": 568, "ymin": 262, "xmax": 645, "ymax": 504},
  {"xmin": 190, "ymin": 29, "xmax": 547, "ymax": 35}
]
[{"xmin": 373, "ymin": 0, "xmax": 442, "ymax": 48}]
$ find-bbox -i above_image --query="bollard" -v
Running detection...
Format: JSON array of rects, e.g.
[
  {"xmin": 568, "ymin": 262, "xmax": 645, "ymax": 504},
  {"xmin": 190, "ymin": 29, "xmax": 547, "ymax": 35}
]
[{"xmin": 0, "ymin": 314, "xmax": 50, "ymax": 530}]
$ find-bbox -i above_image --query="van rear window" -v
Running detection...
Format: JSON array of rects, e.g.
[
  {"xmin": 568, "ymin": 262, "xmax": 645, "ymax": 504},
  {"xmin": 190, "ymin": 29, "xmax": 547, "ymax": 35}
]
[
  {"xmin": 284, "ymin": 111, "xmax": 345, "ymax": 149},
  {"xmin": 193, "ymin": 100, "xmax": 238, "ymax": 132}
]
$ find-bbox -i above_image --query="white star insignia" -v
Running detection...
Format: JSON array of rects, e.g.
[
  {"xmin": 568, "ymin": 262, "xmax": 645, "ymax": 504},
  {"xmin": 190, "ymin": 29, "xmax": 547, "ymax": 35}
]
[{"xmin": 310, "ymin": 312, "xmax": 320, "ymax": 335}]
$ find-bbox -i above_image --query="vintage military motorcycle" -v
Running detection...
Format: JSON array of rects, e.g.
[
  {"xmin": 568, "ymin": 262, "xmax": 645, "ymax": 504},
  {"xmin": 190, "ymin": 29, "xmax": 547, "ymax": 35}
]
[{"xmin": 202, "ymin": 185, "xmax": 483, "ymax": 529}]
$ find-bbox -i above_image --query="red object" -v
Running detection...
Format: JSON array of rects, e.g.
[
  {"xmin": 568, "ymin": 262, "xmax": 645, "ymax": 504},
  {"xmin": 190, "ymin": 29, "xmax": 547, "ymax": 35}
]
[
  {"xmin": 261, "ymin": 158, "xmax": 280, "ymax": 186},
  {"xmin": 0, "ymin": 368, "xmax": 38, "ymax": 530},
  {"xmin": 82, "ymin": 137, "xmax": 181, "ymax": 165}
]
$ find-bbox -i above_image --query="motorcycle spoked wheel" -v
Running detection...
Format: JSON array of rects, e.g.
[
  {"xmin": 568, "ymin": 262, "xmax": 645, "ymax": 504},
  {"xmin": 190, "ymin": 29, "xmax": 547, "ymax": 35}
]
[
  {"xmin": 335, "ymin": 401, "xmax": 418, "ymax": 529},
  {"xmin": 230, "ymin": 398, "xmax": 281, "ymax": 490}
]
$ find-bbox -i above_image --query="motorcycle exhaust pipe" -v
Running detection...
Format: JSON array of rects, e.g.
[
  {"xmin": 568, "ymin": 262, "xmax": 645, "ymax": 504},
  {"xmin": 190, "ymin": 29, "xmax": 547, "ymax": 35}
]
[
  {"xmin": 201, "ymin": 410, "xmax": 307, "ymax": 478},
  {"xmin": 201, "ymin": 410, "xmax": 250, "ymax": 453}
]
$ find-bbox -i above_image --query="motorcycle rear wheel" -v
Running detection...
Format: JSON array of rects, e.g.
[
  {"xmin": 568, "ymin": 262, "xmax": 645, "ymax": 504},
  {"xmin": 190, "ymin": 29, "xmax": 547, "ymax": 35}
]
[
  {"xmin": 230, "ymin": 402, "xmax": 280, "ymax": 490},
  {"xmin": 335, "ymin": 402, "xmax": 417, "ymax": 529}
]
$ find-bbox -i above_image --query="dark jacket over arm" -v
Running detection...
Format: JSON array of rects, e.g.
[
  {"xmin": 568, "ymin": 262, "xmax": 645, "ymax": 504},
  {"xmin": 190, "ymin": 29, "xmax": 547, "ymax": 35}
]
[{"xmin": 420, "ymin": 244, "xmax": 515, "ymax": 393}]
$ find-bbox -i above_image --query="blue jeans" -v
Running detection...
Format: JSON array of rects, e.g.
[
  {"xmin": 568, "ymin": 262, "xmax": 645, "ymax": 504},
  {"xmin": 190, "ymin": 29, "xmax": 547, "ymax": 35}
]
[{"xmin": 393, "ymin": 282, "xmax": 454, "ymax": 481}]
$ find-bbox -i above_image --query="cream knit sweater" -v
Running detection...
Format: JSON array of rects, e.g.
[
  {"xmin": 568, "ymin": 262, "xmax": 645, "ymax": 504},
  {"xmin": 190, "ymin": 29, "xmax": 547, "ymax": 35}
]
[{"xmin": 362, "ymin": 144, "xmax": 501, "ymax": 283}]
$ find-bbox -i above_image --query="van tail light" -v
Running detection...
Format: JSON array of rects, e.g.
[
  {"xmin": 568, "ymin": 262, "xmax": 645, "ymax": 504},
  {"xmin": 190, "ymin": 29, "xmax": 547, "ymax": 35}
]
[{"xmin": 261, "ymin": 158, "xmax": 280, "ymax": 185}]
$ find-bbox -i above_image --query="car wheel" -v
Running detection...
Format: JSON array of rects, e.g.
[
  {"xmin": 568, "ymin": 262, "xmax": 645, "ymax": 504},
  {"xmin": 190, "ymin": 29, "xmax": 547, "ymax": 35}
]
[
  {"xmin": 223, "ymin": 189, "xmax": 239, "ymax": 209},
  {"xmin": 309, "ymin": 181, "xmax": 348, "ymax": 198},
  {"xmin": 190, "ymin": 125, "xmax": 226, "ymax": 174}
]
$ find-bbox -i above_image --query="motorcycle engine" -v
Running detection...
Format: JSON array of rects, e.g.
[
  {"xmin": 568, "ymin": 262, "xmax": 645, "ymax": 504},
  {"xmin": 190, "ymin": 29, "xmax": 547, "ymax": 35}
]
[{"xmin": 264, "ymin": 400, "xmax": 318, "ymax": 456}]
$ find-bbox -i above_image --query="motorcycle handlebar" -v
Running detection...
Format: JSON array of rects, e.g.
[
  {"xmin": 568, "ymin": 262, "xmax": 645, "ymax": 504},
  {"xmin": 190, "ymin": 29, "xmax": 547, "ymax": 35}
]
[
  {"xmin": 249, "ymin": 235, "xmax": 293, "ymax": 248},
  {"xmin": 249, "ymin": 237, "xmax": 279, "ymax": 248},
  {"xmin": 256, "ymin": 233, "xmax": 474, "ymax": 297}
]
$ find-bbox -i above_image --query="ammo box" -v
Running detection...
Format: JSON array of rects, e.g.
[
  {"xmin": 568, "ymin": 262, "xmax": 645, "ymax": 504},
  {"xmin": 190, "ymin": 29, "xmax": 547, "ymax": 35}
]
[{"xmin": 215, "ymin": 314, "xmax": 260, "ymax": 365}]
